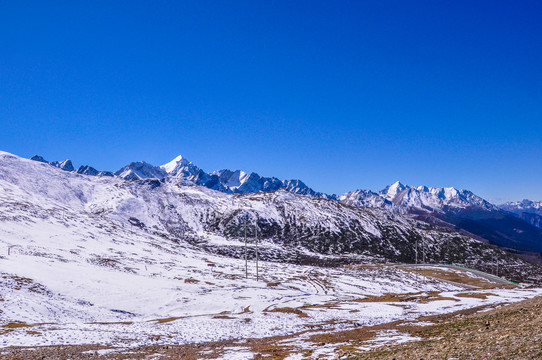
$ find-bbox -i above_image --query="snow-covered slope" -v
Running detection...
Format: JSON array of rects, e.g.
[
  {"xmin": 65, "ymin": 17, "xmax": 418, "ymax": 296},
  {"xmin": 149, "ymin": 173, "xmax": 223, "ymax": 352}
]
[
  {"xmin": 26, "ymin": 154, "xmax": 542, "ymax": 257},
  {"xmin": 3, "ymin": 151, "xmax": 538, "ymax": 276},
  {"xmin": 2, "ymin": 150, "xmax": 542, "ymax": 350}
]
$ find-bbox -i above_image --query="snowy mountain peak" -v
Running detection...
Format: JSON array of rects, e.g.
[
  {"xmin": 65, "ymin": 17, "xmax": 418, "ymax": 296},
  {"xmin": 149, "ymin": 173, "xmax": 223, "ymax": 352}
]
[
  {"xmin": 500, "ymin": 199, "xmax": 542, "ymax": 215},
  {"xmin": 161, "ymin": 154, "xmax": 187, "ymax": 173},
  {"xmin": 381, "ymin": 181, "xmax": 409, "ymax": 200},
  {"xmin": 160, "ymin": 155, "xmax": 200, "ymax": 178}
]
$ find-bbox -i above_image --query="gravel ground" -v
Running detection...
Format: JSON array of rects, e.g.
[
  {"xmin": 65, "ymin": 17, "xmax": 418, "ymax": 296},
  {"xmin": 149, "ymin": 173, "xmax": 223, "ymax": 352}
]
[{"xmin": 355, "ymin": 295, "xmax": 542, "ymax": 360}]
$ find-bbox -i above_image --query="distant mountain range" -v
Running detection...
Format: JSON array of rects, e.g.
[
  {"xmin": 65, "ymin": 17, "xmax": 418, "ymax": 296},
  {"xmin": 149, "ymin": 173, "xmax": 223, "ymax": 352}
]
[
  {"xmin": 499, "ymin": 200, "xmax": 542, "ymax": 229},
  {"xmin": 27, "ymin": 153, "xmax": 542, "ymax": 260}
]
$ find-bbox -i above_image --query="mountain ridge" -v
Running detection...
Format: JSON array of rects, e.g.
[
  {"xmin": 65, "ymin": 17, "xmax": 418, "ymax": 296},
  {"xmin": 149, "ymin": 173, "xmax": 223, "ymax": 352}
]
[
  {"xmin": 25, "ymin": 152, "xmax": 542, "ymax": 258},
  {"xmin": 30, "ymin": 153, "xmax": 514, "ymax": 208}
]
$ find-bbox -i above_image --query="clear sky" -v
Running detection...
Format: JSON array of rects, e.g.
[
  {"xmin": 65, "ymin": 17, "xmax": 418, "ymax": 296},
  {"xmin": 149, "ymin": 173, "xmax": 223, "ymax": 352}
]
[{"xmin": 1, "ymin": 1, "xmax": 541, "ymax": 202}]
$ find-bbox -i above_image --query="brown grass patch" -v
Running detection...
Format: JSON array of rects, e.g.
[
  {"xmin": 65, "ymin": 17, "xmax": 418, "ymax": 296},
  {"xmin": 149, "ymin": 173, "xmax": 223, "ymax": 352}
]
[
  {"xmin": 153, "ymin": 316, "xmax": 183, "ymax": 324},
  {"xmin": 89, "ymin": 321, "xmax": 134, "ymax": 325},
  {"xmin": 400, "ymin": 266, "xmax": 517, "ymax": 289},
  {"xmin": 213, "ymin": 315, "xmax": 234, "ymax": 319},
  {"xmin": 2, "ymin": 322, "xmax": 31, "ymax": 329},
  {"xmin": 455, "ymin": 292, "xmax": 496, "ymax": 299},
  {"xmin": 267, "ymin": 307, "xmax": 308, "ymax": 318},
  {"xmin": 184, "ymin": 278, "xmax": 199, "ymax": 284},
  {"xmin": 355, "ymin": 291, "xmax": 458, "ymax": 303}
]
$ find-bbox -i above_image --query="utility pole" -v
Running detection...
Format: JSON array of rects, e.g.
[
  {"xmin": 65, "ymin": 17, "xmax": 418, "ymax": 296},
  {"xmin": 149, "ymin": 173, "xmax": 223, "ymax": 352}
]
[
  {"xmin": 244, "ymin": 218, "xmax": 248, "ymax": 279},
  {"xmin": 415, "ymin": 238, "xmax": 418, "ymax": 283},
  {"xmin": 423, "ymin": 239, "xmax": 426, "ymax": 264},
  {"xmin": 255, "ymin": 222, "xmax": 259, "ymax": 281},
  {"xmin": 423, "ymin": 239, "xmax": 426, "ymax": 283}
]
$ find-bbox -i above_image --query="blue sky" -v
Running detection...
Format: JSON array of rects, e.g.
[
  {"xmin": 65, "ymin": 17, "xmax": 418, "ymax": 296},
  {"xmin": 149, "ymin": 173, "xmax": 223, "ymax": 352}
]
[{"xmin": 1, "ymin": 1, "xmax": 541, "ymax": 202}]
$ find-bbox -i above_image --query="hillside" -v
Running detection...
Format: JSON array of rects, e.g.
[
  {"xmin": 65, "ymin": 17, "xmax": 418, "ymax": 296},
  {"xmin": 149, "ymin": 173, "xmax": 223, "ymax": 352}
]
[
  {"xmin": 2, "ymin": 152, "xmax": 541, "ymax": 282},
  {"xmin": 1, "ymin": 150, "xmax": 542, "ymax": 356}
]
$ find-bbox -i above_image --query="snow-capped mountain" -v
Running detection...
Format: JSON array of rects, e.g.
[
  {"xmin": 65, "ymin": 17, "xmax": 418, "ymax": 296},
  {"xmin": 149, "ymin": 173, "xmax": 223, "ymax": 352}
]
[
  {"xmin": 373, "ymin": 182, "xmax": 542, "ymax": 256},
  {"xmin": 379, "ymin": 181, "xmax": 497, "ymax": 212},
  {"xmin": 381, "ymin": 181, "xmax": 409, "ymax": 201},
  {"xmin": 499, "ymin": 200, "xmax": 542, "ymax": 230},
  {"xmin": 6, "ymin": 151, "xmax": 542, "ymax": 352},
  {"xmin": 109, "ymin": 154, "xmax": 330, "ymax": 197},
  {"xmin": 26, "ymin": 153, "xmax": 542, "ymax": 258},
  {"xmin": 161, "ymin": 154, "xmax": 201, "ymax": 179},
  {"xmin": 5, "ymin": 150, "xmax": 539, "ymax": 274},
  {"xmin": 5, "ymin": 150, "xmax": 542, "ymax": 352},
  {"xmin": 500, "ymin": 200, "xmax": 542, "ymax": 216}
]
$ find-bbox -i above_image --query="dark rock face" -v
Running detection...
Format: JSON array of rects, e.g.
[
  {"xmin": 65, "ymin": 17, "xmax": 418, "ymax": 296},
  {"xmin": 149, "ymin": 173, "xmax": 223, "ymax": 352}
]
[
  {"xmin": 30, "ymin": 155, "xmax": 48, "ymax": 163},
  {"xmin": 59, "ymin": 160, "xmax": 74, "ymax": 172},
  {"xmin": 31, "ymin": 155, "xmax": 74, "ymax": 171},
  {"xmin": 76, "ymin": 165, "xmax": 99, "ymax": 176}
]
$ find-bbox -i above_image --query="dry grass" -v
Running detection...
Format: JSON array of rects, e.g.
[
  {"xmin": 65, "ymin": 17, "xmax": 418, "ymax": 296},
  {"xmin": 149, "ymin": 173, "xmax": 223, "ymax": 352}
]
[
  {"xmin": 152, "ymin": 316, "xmax": 183, "ymax": 324},
  {"xmin": 400, "ymin": 266, "xmax": 517, "ymax": 289},
  {"xmin": 89, "ymin": 321, "xmax": 134, "ymax": 325},
  {"xmin": 2, "ymin": 322, "xmax": 31, "ymax": 329},
  {"xmin": 355, "ymin": 291, "xmax": 458, "ymax": 303},
  {"xmin": 455, "ymin": 291, "xmax": 497, "ymax": 299},
  {"xmin": 267, "ymin": 307, "xmax": 309, "ymax": 318}
]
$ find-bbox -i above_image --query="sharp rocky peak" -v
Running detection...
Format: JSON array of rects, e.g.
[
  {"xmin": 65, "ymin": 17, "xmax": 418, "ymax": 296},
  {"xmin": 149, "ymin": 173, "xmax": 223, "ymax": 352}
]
[{"xmin": 30, "ymin": 155, "xmax": 74, "ymax": 172}]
